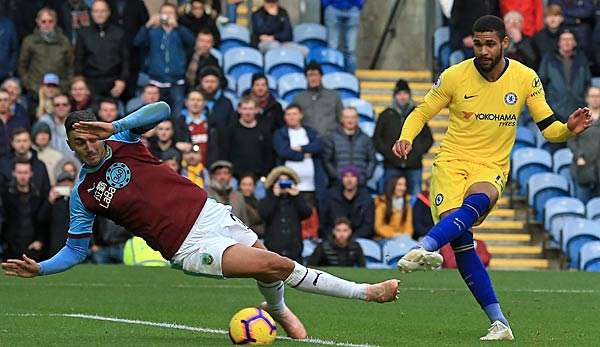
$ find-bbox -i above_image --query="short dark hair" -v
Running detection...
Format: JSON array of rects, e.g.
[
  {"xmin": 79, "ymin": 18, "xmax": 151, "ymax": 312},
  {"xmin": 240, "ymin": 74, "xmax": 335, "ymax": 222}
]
[
  {"xmin": 472, "ymin": 15, "xmax": 506, "ymax": 40},
  {"xmin": 12, "ymin": 157, "xmax": 32, "ymax": 171},
  {"xmin": 11, "ymin": 127, "xmax": 30, "ymax": 141},
  {"xmin": 143, "ymin": 84, "xmax": 160, "ymax": 94},
  {"xmin": 99, "ymin": 97, "xmax": 118, "ymax": 108},
  {"xmin": 285, "ymin": 103, "xmax": 303, "ymax": 113},
  {"xmin": 197, "ymin": 27, "xmax": 214, "ymax": 38},
  {"xmin": 65, "ymin": 110, "xmax": 97, "ymax": 134},
  {"xmin": 334, "ymin": 217, "xmax": 352, "ymax": 229}
]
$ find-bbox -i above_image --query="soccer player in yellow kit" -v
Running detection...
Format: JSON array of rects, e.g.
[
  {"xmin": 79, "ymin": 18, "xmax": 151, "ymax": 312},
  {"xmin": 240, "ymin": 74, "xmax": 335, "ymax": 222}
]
[{"xmin": 393, "ymin": 16, "xmax": 592, "ymax": 341}]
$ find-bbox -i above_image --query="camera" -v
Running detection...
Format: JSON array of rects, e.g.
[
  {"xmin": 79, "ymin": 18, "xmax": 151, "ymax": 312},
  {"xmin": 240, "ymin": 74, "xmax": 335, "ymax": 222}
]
[
  {"xmin": 159, "ymin": 14, "xmax": 169, "ymax": 25},
  {"xmin": 54, "ymin": 186, "xmax": 71, "ymax": 197},
  {"xmin": 278, "ymin": 179, "xmax": 293, "ymax": 189}
]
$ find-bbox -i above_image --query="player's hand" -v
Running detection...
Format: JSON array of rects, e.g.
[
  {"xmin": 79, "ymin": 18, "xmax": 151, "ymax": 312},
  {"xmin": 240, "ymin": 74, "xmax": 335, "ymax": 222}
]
[
  {"xmin": 288, "ymin": 185, "xmax": 300, "ymax": 196},
  {"xmin": 392, "ymin": 139, "xmax": 412, "ymax": 160},
  {"xmin": 73, "ymin": 121, "xmax": 116, "ymax": 140},
  {"xmin": 567, "ymin": 107, "xmax": 593, "ymax": 134},
  {"xmin": 1, "ymin": 254, "xmax": 41, "ymax": 278}
]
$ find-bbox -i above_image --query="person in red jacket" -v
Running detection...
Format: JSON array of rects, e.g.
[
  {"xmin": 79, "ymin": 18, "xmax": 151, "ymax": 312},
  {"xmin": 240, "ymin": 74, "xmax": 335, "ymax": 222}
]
[{"xmin": 500, "ymin": 0, "xmax": 544, "ymax": 37}]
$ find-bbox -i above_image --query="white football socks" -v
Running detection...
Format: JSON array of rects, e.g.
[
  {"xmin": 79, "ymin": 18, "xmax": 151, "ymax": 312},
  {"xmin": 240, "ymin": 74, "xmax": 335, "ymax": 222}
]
[
  {"xmin": 257, "ymin": 280, "xmax": 286, "ymax": 313},
  {"xmin": 284, "ymin": 262, "xmax": 368, "ymax": 300}
]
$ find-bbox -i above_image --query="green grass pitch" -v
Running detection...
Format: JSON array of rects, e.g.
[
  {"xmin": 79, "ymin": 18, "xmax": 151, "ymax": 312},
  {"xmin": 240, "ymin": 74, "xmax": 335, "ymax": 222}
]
[{"xmin": 1, "ymin": 265, "xmax": 600, "ymax": 346}]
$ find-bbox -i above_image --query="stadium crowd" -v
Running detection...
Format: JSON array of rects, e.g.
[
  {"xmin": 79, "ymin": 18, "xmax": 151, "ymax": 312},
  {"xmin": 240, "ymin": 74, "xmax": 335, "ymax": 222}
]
[{"xmin": 0, "ymin": 0, "xmax": 598, "ymax": 269}]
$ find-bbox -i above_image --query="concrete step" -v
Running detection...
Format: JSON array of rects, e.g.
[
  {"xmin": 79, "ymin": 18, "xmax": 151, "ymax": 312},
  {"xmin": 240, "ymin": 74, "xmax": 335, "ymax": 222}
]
[
  {"xmin": 488, "ymin": 209, "xmax": 517, "ymax": 218},
  {"xmin": 356, "ymin": 69, "xmax": 431, "ymax": 82},
  {"xmin": 474, "ymin": 232, "xmax": 530, "ymax": 242},
  {"xmin": 487, "ymin": 245, "xmax": 542, "ymax": 255},
  {"xmin": 476, "ymin": 220, "xmax": 525, "ymax": 231},
  {"xmin": 489, "ymin": 258, "xmax": 549, "ymax": 270}
]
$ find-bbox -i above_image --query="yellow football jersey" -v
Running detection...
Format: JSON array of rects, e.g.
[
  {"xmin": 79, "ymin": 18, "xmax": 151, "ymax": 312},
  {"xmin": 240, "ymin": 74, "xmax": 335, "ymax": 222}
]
[{"xmin": 400, "ymin": 58, "xmax": 573, "ymax": 173}]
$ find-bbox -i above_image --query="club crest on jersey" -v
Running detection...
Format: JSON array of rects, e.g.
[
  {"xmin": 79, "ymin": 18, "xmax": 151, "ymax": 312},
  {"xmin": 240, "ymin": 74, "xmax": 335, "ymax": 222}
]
[
  {"xmin": 504, "ymin": 92, "xmax": 517, "ymax": 105},
  {"xmin": 432, "ymin": 76, "xmax": 441, "ymax": 89},
  {"xmin": 106, "ymin": 162, "xmax": 131, "ymax": 189},
  {"xmin": 435, "ymin": 193, "xmax": 444, "ymax": 206}
]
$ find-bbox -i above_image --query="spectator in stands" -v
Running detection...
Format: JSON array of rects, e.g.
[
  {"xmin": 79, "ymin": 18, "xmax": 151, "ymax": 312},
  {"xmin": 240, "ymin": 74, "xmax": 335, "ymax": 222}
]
[
  {"xmin": 18, "ymin": 8, "xmax": 73, "ymax": 97},
  {"xmin": 273, "ymin": 104, "xmax": 328, "ymax": 208},
  {"xmin": 55, "ymin": 0, "xmax": 91, "ymax": 45},
  {"xmin": 35, "ymin": 74, "xmax": 62, "ymax": 120},
  {"xmin": 412, "ymin": 177, "xmax": 434, "ymax": 240},
  {"xmin": 0, "ymin": 127, "xmax": 51, "ymax": 197},
  {"xmin": 259, "ymin": 166, "xmax": 312, "ymax": 262},
  {"xmin": 1, "ymin": 78, "xmax": 28, "ymax": 112},
  {"xmin": 532, "ymin": 4, "xmax": 564, "ymax": 69},
  {"xmin": 180, "ymin": 0, "xmax": 220, "ymax": 43},
  {"xmin": 207, "ymin": 160, "xmax": 249, "ymax": 223},
  {"xmin": 251, "ymin": 0, "xmax": 307, "ymax": 55},
  {"xmin": 0, "ymin": 14, "xmax": 18, "ymax": 82},
  {"xmin": 504, "ymin": 10, "xmax": 537, "ymax": 68},
  {"xmin": 97, "ymin": 98, "xmax": 119, "ymax": 122},
  {"xmin": 126, "ymin": 83, "xmax": 160, "ymax": 113},
  {"xmin": 323, "ymin": 0, "xmax": 364, "ymax": 72},
  {"xmin": 538, "ymin": 30, "xmax": 590, "ymax": 122},
  {"xmin": 567, "ymin": 86, "xmax": 600, "ymax": 203},
  {"xmin": 185, "ymin": 29, "xmax": 221, "ymax": 89},
  {"xmin": 238, "ymin": 173, "xmax": 265, "ymax": 237},
  {"xmin": 549, "ymin": 0, "xmax": 594, "ymax": 59},
  {"xmin": 39, "ymin": 94, "xmax": 73, "ymax": 157},
  {"xmin": 160, "ymin": 147, "xmax": 182, "ymax": 174},
  {"xmin": 43, "ymin": 170, "xmax": 73, "ymax": 257},
  {"xmin": 499, "ymin": 0, "xmax": 544, "ymax": 37},
  {"xmin": 31, "ymin": 122, "xmax": 62, "ymax": 185},
  {"xmin": 0, "ymin": 158, "xmax": 49, "ymax": 261},
  {"xmin": 374, "ymin": 176, "xmax": 413, "ymax": 240},
  {"xmin": 293, "ymin": 61, "xmax": 343, "ymax": 137},
  {"xmin": 6, "ymin": 0, "xmax": 47, "ymax": 41},
  {"xmin": 91, "ymin": 215, "xmax": 131, "ymax": 264},
  {"xmin": 320, "ymin": 165, "xmax": 374, "ymax": 239},
  {"xmin": 181, "ymin": 144, "xmax": 208, "ymax": 188},
  {"xmin": 448, "ymin": 0, "xmax": 499, "ymax": 66},
  {"xmin": 69, "ymin": 77, "xmax": 93, "ymax": 112},
  {"xmin": 374, "ymin": 79, "xmax": 433, "ymax": 196},
  {"xmin": 134, "ymin": 2, "xmax": 195, "ymax": 117},
  {"xmin": 106, "ymin": 0, "xmax": 149, "ymax": 100},
  {"xmin": 183, "ymin": 90, "xmax": 211, "ymax": 164},
  {"xmin": 75, "ymin": 0, "xmax": 129, "ymax": 100},
  {"xmin": 54, "ymin": 157, "xmax": 80, "ymax": 183},
  {"xmin": 227, "ymin": 96, "xmax": 273, "ymax": 179},
  {"xmin": 148, "ymin": 119, "xmax": 179, "ymax": 160},
  {"xmin": 323, "ymin": 106, "xmax": 376, "ymax": 186},
  {"xmin": 246, "ymin": 73, "xmax": 284, "ymax": 134},
  {"xmin": 0, "ymin": 89, "xmax": 30, "ymax": 158},
  {"xmin": 308, "ymin": 217, "xmax": 366, "ymax": 267}
]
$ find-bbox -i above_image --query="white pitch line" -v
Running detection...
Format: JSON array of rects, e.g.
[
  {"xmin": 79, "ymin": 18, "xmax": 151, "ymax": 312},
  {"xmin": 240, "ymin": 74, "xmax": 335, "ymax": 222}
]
[{"xmin": 8, "ymin": 313, "xmax": 379, "ymax": 347}]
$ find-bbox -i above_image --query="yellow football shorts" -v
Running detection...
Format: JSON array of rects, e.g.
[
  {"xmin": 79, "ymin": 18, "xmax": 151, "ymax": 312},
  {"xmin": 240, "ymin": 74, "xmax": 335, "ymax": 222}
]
[{"xmin": 429, "ymin": 159, "xmax": 507, "ymax": 224}]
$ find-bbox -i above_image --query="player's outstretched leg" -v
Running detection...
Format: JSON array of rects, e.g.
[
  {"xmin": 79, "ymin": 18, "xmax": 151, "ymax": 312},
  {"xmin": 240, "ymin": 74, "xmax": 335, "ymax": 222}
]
[
  {"xmin": 397, "ymin": 193, "xmax": 491, "ymax": 273},
  {"xmin": 451, "ymin": 231, "xmax": 514, "ymax": 341}
]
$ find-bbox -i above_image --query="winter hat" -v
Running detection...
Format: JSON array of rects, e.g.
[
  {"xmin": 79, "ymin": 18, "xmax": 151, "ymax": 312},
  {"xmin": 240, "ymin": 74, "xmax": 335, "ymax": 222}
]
[
  {"xmin": 339, "ymin": 164, "xmax": 361, "ymax": 180},
  {"xmin": 198, "ymin": 65, "xmax": 222, "ymax": 80},
  {"xmin": 393, "ymin": 79, "xmax": 411, "ymax": 94},
  {"xmin": 209, "ymin": 160, "xmax": 233, "ymax": 174},
  {"xmin": 264, "ymin": 166, "xmax": 300, "ymax": 189},
  {"xmin": 56, "ymin": 170, "xmax": 75, "ymax": 183},
  {"xmin": 32, "ymin": 121, "xmax": 52, "ymax": 140}
]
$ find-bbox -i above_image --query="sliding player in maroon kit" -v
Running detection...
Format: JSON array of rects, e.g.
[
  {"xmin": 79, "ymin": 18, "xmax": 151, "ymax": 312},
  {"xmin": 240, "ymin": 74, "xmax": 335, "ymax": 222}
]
[{"xmin": 2, "ymin": 101, "xmax": 399, "ymax": 339}]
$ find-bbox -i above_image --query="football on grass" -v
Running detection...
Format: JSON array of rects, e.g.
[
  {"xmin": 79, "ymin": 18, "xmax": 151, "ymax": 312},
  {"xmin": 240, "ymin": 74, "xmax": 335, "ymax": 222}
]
[{"xmin": 229, "ymin": 307, "xmax": 277, "ymax": 345}]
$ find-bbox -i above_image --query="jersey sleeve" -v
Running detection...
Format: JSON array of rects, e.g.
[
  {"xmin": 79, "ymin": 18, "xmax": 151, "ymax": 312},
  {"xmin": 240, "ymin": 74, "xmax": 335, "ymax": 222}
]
[
  {"xmin": 400, "ymin": 69, "xmax": 453, "ymax": 143},
  {"xmin": 110, "ymin": 101, "xmax": 171, "ymax": 144},
  {"xmin": 109, "ymin": 130, "xmax": 141, "ymax": 143},
  {"xmin": 68, "ymin": 186, "xmax": 96, "ymax": 238}
]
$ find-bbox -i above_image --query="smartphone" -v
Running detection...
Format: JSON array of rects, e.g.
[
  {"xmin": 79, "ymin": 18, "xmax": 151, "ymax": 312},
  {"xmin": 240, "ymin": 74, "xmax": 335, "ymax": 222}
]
[
  {"xmin": 55, "ymin": 186, "xmax": 71, "ymax": 197},
  {"xmin": 159, "ymin": 14, "xmax": 169, "ymax": 25},
  {"xmin": 278, "ymin": 179, "xmax": 293, "ymax": 189}
]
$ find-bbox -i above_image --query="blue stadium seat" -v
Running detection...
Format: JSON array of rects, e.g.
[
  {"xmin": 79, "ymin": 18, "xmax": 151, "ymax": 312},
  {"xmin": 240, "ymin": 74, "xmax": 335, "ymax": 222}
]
[
  {"xmin": 277, "ymin": 73, "xmax": 307, "ymax": 103},
  {"xmin": 579, "ymin": 241, "xmax": 600, "ymax": 271},
  {"xmin": 224, "ymin": 47, "xmax": 263, "ymax": 80},
  {"xmin": 343, "ymin": 98, "xmax": 374, "ymax": 121},
  {"xmin": 277, "ymin": 98, "xmax": 289, "ymax": 110},
  {"xmin": 513, "ymin": 126, "xmax": 536, "ymax": 153},
  {"xmin": 562, "ymin": 218, "xmax": 600, "ymax": 268},
  {"xmin": 265, "ymin": 47, "xmax": 305, "ymax": 80},
  {"xmin": 586, "ymin": 197, "xmax": 600, "ymax": 221},
  {"xmin": 382, "ymin": 235, "xmax": 419, "ymax": 267},
  {"xmin": 294, "ymin": 23, "xmax": 327, "ymax": 49},
  {"xmin": 210, "ymin": 48, "xmax": 223, "ymax": 67},
  {"xmin": 322, "ymin": 72, "xmax": 360, "ymax": 100},
  {"xmin": 226, "ymin": 75, "xmax": 236, "ymax": 94},
  {"xmin": 302, "ymin": 239, "xmax": 317, "ymax": 261},
  {"xmin": 355, "ymin": 238, "xmax": 385, "ymax": 268},
  {"xmin": 512, "ymin": 147, "xmax": 552, "ymax": 195},
  {"xmin": 219, "ymin": 24, "xmax": 250, "ymax": 53},
  {"xmin": 236, "ymin": 73, "xmax": 277, "ymax": 97},
  {"xmin": 224, "ymin": 91, "xmax": 239, "ymax": 107},
  {"xmin": 307, "ymin": 47, "xmax": 345, "ymax": 74},
  {"xmin": 254, "ymin": 180, "xmax": 266, "ymax": 200},
  {"xmin": 549, "ymin": 216, "xmax": 580, "ymax": 246},
  {"xmin": 544, "ymin": 197, "xmax": 585, "ymax": 240},
  {"xmin": 553, "ymin": 148, "xmax": 573, "ymax": 176},
  {"xmin": 433, "ymin": 26, "xmax": 450, "ymax": 60},
  {"xmin": 359, "ymin": 120, "xmax": 375, "ymax": 137},
  {"xmin": 528, "ymin": 173, "xmax": 570, "ymax": 221}
]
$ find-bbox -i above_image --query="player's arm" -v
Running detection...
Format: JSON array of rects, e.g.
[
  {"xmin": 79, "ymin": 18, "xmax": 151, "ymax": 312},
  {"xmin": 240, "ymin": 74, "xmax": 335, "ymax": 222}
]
[{"xmin": 394, "ymin": 72, "xmax": 452, "ymax": 158}]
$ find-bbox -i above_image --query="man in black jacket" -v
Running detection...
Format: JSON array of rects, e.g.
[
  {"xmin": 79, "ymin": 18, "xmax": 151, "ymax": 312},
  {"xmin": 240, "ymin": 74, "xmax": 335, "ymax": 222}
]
[
  {"xmin": 532, "ymin": 4, "xmax": 564, "ymax": 70},
  {"xmin": 373, "ymin": 79, "xmax": 433, "ymax": 196},
  {"xmin": 245, "ymin": 73, "xmax": 284, "ymax": 134},
  {"xmin": 75, "ymin": 0, "xmax": 129, "ymax": 100},
  {"xmin": 308, "ymin": 217, "xmax": 365, "ymax": 267},
  {"xmin": 179, "ymin": 0, "xmax": 220, "ymax": 44}
]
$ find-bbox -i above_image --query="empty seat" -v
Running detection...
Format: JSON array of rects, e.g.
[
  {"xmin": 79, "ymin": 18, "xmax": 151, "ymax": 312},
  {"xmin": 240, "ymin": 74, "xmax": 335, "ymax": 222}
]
[
  {"xmin": 528, "ymin": 173, "xmax": 570, "ymax": 221},
  {"xmin": 579, "ymin": 241, "xmax": 600, "ymax": 271},
  {"xmin": 224, "ymin": 91, "xmax": 239, "ymax": 107},
  {"xmin": 512, "ymin": 147, "xmax": 552, "ymax": 195},
  {"xmin": 544, "ymin": 197, "xmax": 585, "ymax": 240},
  {"xmin": 562, "ymin": 218, "xmax": 600, "ymax": 268},
  {"xmin": 322, "ymin": 72, "xmax": 360, "ymax": 100},
  {"xmin": 307, "ymin": 47, "xmax": 345, "ymax": 74},
  {"xmin": 224, "ymin": 47, "xmax": 263, "ymax": 80},
  {"xmin": 277, "ymin": 73, "xmax": 307, "ymax": 103},
  {"xmin": 219, "ymin": 24, "xmax": 250, "ymax": 53},
  {"xmin": 343, "ymin": 98, "xmax": 374, "ymax": 121},
  {"xmin": 237, "ymin": 73, "xmax": 277, "ymax": 97},
  {"xmin": 513, "ymin": 126, "xmax": 536, "ymax": 152},
  {"xmin": 355, "ymin": 238, "xmax": 384, "ymax": 268},
  {"xmin": 382, "ymin": 235, "xmax": 418, "ymax": 267},
  {"xmin": 226, "ymin": 75, "xmax": 236, "ymax": 94},
  {"xmin": 265, "ymin": 47, "xmax": 305, "ymax": 79},
  {"xmin": 586, "ymin": 197, "xmax": 600, "ymax": 220},
  {"xmin": 359, "ymin": 120, "xmax": 375, "ymax": 137},
  {"xmin": 553, "ymin": 148, "xmax": 573, "ymax": 176},
  {"xmin": 294, "ymin": 23, "xmax": 327, "ymax": 49}
]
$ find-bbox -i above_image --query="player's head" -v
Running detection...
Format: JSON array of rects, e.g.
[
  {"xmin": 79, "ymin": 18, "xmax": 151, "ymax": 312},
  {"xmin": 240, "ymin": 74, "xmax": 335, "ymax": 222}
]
[
  {"xmin": 65, "ymin": 109, "xmax": 106, "ymax": 167},
  {"xmin": 472, "ymin": 15, "xmax": 509, "ymax": 73},
  {"xmin": 332, "ymin": 217, "xmax": 352, "ymax": 247}
]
